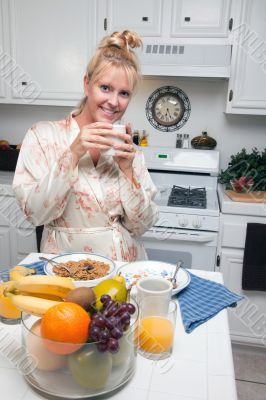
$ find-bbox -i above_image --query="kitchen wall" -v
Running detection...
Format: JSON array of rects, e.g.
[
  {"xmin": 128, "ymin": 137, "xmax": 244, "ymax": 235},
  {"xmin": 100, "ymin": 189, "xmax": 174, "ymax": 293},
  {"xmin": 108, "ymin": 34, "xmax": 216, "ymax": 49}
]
[{"xmin": 0, "ymin": 76, "xmax": 266, "ymax": 170}]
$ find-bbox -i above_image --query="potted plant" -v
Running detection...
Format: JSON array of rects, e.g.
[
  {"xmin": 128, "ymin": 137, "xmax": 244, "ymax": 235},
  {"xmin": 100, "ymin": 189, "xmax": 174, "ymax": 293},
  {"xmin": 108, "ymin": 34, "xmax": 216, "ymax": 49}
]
[{"xmin": 219, "ymin": 148, "xmax": 266, "ymax": 193}]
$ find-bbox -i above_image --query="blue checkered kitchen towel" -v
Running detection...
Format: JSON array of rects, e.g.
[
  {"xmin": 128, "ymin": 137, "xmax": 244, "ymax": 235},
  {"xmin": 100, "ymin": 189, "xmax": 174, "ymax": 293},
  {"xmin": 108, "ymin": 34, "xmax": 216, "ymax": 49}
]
[
  {"xmin": 177, "ymin": 272, "xmax": 244, "ymax": 333},
  {"xmin": 0, "ymin": 261, "xmax": 46, "ymax": 283}
]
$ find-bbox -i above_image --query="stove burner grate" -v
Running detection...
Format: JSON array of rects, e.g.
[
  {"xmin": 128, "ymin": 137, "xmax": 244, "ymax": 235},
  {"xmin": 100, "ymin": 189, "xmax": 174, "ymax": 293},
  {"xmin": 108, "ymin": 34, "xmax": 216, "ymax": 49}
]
[{"xmin": 167, "ymin": 185, "xmax": 207, "ymax": 209}]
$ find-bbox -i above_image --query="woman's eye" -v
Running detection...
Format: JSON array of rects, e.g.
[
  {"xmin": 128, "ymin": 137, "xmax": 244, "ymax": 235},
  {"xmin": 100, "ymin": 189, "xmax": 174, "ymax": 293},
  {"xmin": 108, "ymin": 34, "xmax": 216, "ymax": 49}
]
[
  {"xmin": 120, "ymin": 91, "xmax": 130, "ymax": 98},
  {"xmin": 100, "ymin": 85, "xmax": 109, "ymax": 92}
]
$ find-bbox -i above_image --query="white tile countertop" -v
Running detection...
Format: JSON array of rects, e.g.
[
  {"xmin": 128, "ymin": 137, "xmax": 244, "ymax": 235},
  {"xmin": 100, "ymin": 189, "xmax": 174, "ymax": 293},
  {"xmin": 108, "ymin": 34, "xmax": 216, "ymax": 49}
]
[
  {"xmin": 0, "ymin": 253, "xmax": 238, "ymax": 400},
  {"xmin": 218, "ymin": 183, "xmax": 266, "ymax": 217}
]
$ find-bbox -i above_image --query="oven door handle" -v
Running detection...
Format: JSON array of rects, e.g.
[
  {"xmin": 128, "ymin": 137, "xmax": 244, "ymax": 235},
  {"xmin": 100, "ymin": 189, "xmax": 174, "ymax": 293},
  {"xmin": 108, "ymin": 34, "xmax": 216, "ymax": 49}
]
[{"xmin": 144, "ymin": 230, "xmax": 216, "ymax": 243}]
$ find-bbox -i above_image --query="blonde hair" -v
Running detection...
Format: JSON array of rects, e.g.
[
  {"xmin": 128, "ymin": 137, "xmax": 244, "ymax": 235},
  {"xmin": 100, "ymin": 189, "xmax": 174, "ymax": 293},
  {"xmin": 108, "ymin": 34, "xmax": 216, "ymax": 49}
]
[{"xmin": 75, "ymin": 30, "xmax": 142, "ymax": 115}]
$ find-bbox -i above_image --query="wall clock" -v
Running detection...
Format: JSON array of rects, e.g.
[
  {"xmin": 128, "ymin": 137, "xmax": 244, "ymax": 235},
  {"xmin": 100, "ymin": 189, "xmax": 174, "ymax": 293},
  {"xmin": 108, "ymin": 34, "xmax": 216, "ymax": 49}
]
[{"xmin": 145, "ymin": 86, "xmax": 191, "ymax": 132}]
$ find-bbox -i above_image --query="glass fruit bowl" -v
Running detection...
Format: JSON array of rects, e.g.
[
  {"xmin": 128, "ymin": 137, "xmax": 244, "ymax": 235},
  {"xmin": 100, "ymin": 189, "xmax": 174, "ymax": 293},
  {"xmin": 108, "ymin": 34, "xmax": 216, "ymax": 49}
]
[{"xmin": 21, "ymin": 310, "xmax": 138, "ymax": 399}]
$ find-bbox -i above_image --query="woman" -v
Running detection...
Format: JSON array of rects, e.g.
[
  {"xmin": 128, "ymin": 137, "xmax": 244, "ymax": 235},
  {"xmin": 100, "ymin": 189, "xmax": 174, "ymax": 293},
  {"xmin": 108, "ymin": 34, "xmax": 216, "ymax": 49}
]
[{"xmin": 13, "ymin": 30, "xmax": 158, "ymax": 261}]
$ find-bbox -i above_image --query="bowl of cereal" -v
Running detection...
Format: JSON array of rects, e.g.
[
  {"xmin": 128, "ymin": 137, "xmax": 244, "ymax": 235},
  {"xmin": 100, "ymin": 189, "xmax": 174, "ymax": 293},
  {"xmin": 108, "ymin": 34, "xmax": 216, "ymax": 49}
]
[{"xmin": 43, "ymin": 252, "xmax": 116, "ymax": 288}]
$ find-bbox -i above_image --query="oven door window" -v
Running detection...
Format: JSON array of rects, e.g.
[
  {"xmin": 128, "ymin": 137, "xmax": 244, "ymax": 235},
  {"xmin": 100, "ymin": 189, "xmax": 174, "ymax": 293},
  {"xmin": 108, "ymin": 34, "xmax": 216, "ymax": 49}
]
[{"xmin": 145, "ymin": 248, "xmax": 192, "ymax": 268}]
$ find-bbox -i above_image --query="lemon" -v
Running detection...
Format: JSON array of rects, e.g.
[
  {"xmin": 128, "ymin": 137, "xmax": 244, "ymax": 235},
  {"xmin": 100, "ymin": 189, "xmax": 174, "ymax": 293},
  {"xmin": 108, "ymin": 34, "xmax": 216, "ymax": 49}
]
[{"xmin": 92, "ymin": 279, "xmax": 127, "ymax": 310}]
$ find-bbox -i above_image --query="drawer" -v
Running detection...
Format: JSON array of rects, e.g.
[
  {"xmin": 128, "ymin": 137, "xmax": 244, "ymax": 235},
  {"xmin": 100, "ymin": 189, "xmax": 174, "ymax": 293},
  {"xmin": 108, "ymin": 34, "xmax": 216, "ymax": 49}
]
[
  {"xmin": 221, "ymin": 221, "xmax": 247, "ymax": 249},
  {"xmin": 220, "ymin": 214, "xmax": 266, "ymax": 249}
]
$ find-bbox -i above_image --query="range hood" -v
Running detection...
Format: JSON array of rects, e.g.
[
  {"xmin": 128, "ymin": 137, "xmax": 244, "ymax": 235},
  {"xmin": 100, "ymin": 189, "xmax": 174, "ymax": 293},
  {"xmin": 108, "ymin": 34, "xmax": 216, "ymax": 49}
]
[{"xmin": 136, "ymin": 43, "xmax": 231, "ymax": 78}]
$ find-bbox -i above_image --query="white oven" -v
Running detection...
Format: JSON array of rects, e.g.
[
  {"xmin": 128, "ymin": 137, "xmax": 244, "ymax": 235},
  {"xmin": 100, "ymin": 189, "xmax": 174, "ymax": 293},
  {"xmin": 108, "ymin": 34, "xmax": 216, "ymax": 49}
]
[
  {"xmin": 141, "ymin": 147, "xmax": 220, "ymax": 271},
  {"xmin": 142, "ymin": 227, "xmax": 218, "ymax": 271}
]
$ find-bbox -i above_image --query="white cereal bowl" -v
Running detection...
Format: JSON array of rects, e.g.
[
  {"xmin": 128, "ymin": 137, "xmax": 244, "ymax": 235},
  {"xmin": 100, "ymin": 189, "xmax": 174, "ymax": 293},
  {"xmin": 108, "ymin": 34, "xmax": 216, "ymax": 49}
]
[{"xmin": 43, "ymin": 252, "xmax": 116, "ymax": 288}]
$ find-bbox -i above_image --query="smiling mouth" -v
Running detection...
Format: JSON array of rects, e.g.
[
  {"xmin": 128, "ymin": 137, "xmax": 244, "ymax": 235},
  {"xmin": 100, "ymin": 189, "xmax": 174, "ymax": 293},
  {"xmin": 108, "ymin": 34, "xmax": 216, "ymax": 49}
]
[{"xmin": 100, "ymin": 107, "xmax": 117, "ymax": 116}]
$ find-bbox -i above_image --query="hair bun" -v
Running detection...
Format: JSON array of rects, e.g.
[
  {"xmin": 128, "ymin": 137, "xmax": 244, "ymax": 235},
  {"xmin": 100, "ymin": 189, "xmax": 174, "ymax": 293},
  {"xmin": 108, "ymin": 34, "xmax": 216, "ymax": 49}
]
[{"xmin": 110, "ymin": 30, "xmax": 142, "ymax": 50}]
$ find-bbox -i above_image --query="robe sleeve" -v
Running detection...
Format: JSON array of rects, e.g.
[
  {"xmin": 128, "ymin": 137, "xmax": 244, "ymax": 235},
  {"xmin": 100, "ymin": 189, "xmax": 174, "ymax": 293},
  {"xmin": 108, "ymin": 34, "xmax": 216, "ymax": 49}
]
[
  {"xmin": 118, "ymin": 150, "xmax": 159, "ymax": 237},
  {"xmin": 12, "ymin": 123, "xmax": 78, "ymax": 226}
]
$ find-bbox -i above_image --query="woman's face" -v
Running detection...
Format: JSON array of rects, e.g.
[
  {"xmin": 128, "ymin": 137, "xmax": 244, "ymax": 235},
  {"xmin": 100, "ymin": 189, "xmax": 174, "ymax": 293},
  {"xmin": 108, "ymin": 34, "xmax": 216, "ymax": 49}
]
[{"xmin": 83, "ymin": 66, "xmax": 132, "ymax": 124}]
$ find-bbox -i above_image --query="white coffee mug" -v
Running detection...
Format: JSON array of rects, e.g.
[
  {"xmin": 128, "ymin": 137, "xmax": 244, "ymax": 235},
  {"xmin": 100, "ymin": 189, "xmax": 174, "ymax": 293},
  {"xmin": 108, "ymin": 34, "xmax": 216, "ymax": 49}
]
[{"xmin": 136, "ymin": 277, "xmax": 173, "ymax": 316}]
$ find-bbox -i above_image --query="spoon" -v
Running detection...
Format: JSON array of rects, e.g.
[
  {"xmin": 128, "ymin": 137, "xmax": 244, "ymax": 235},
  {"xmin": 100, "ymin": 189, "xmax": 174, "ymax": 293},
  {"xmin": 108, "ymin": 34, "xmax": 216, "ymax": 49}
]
[
  {"xmin": 39, "ymin": 256, "xmax": 72, "ymax": 274},
  {"xmin": 171, "ymin": 261, "xmax": 182, "ymax": 288},
  {"xmin": 39, "ymin": 256, "xmax": 94, "ymax": 273}
]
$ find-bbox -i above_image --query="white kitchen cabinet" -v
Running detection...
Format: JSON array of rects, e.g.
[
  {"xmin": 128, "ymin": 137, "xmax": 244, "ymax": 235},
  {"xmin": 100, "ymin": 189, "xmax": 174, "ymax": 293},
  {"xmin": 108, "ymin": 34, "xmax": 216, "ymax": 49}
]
[
  {"xmin": 0, "ymin": 192, "xmax": 37, "ymax": 269},
  {"xmin": 98, "ymin": 0, "xmax": 232, "ymax": 41},
  {"xmin": 170, "ymin": 0, "xmax": 232, "ymax": 38},
  {"xmin": 217, "ymin": 187, "xmax": 266, "ymax": 347},
  {"xmin": 97, "ymin": 0, "xmax": 163, "ymax": 38},
  {"xmin": 0, "ymin": 0, "xmax": 9, "ymax": 100},
  {"xmin": 0, "ymin": 228, "xmax": 11, "ymax": 267},
  {"xmin": 226, "ymin": 0, "xmax": 266, "ymax": 115},
  {"xmin": 7, "ymin": 0, "xmax": 97, "ymax": 106},
  {"xmin": 219, "ymin": 247, "xmax": 266, "ymax": 346}
]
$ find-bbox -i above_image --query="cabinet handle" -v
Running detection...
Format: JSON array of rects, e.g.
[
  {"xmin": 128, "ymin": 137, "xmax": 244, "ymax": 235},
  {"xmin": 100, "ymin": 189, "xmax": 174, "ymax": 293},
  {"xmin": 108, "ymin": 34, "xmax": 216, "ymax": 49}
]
[
  {"xmin": 184, "ymin": 17, "xmax": 191, "ymax": 22},
  {"xmin": 216, "ymin": 255, "xmax": 220, "ymax": 267},
  {"xmin": 229, "ymin": 18, "xmax": 233, "ymax": 31},
  {"xmin": 229, "ymin": 89, "xmax": 233, "ymax": 102},
  {"xmin": 142, "ymin": 17, "xmax": 148, "ymax": 21},
  {"xmin": 21, "ymin": 82, "xmax": 28, "ymax": 86}
]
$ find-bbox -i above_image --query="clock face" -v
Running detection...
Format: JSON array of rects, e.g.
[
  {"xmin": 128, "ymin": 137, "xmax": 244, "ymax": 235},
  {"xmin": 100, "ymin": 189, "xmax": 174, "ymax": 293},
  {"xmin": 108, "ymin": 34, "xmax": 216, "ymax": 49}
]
[{"xmin": 145, "ymin": 86, "xmax": 191, "ymax": 132}]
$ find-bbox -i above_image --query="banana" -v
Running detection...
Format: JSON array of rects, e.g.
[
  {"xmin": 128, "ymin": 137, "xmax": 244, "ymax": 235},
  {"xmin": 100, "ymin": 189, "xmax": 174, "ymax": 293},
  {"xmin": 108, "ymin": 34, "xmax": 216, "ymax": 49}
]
[
  {"xmin": 19, "ymin": 292, "xmax": 63, "ymax": 302},
  {"xmin": 10, "ymin": 294, "xmax": 62, "ymax": 317},
  {"xmin": 9, "ymin": 265, "xmax": 36, "ymax": 281},
  {"xmin": 12, "ymin": 275, "xmax": 75, "ymax": 298}
]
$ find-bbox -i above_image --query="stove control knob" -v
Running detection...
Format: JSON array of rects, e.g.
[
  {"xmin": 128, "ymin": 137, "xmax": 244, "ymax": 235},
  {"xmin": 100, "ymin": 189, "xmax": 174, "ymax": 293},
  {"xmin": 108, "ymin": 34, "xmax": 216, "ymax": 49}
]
[
  {"xmin": 178, "ymin": 215, "xmax": 188, "ymax": 227},
  {"xmin": 192, "ymin": 217, "xmax": 202, "ymax": 229}
]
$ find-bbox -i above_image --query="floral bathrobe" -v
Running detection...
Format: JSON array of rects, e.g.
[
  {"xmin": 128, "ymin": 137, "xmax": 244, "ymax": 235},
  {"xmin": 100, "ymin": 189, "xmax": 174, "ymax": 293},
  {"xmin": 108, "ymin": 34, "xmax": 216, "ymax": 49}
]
[{"xmin": 12, "ymin": 114, "xmax": 159, "ymax": 262}]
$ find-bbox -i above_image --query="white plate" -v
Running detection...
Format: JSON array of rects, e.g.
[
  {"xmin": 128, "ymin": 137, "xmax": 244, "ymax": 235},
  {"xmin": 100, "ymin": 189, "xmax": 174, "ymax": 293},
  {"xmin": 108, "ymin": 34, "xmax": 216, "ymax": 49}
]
[
  {"xmin": 43, "ymin": 252, "xmax": 116, "ymax": 287},
  {"xmin": 116, "ymin": 260, "xmax": 190, "ymax": 296}
]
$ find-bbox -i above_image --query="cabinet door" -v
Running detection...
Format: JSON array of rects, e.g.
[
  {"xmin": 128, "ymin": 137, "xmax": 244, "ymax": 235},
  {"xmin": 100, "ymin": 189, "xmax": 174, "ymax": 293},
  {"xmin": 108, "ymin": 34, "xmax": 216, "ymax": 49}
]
[
  {"xmin": 12, "ymin": 204, "xmax": 37, "ymax": 264},
  {"xmin": 0, "ymin": 0, "xmax": 8, "ymax": 100},
  {"xmin": 171, "ymin": 0, "xmax": 231, "ymax": 37},
  {"xmin": 99, "ymin": 0, "xmax": 163, "ymax": 38},
  {"xmin": 0, "ymin": 227, "xmax": 11, "ymax": 268},
  {"xmin": 9, "ymin": 0, "xmax": 96, "ymax": 105},
  {"xmin": 220, "ymin": 248, "xmax": 266, "ymax": 345},
  {"xmin": 14, "ymin": 229, "xmax": 37, "ymax": 264},
  {"xmin": 226, "ymin": 0, "xmax": 266, "ymax": 115}
]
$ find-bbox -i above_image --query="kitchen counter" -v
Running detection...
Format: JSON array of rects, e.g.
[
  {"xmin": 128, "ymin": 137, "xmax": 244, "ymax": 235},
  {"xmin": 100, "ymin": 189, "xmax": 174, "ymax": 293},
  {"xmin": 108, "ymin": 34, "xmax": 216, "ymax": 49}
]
[
  {"xmin": 218, "ymin": 183, "xmax": 266, "ymax": 217},
  {"xmin": 0, "ymin": 253, "xmax": 237, "ymax": 400}
]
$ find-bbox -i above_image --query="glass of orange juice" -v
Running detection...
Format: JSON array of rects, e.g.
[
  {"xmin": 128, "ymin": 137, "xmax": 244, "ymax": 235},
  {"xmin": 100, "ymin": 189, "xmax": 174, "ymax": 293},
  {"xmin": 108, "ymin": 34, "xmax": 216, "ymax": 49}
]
[
  {"xmin": 0, "ymin": 271, "xmax": 21, "ymax": 324},
  {"xmin": 135, "ymin": 295, "xmax": 177, "ymax": 360}
]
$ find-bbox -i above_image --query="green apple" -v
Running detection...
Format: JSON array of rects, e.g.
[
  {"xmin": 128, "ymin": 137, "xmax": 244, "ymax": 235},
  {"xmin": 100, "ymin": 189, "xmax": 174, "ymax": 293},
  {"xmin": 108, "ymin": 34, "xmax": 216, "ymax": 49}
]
[{"xmin": 68, "ymin": 345, "xmax": 112, "ymax": 389}]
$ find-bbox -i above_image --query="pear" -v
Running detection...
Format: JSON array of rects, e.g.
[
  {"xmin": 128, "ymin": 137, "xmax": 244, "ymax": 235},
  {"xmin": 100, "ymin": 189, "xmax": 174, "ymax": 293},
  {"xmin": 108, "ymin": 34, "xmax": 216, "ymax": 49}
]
[{"xmin": 92, "ymin": 279, "xmax": 127, "ymax": 310}]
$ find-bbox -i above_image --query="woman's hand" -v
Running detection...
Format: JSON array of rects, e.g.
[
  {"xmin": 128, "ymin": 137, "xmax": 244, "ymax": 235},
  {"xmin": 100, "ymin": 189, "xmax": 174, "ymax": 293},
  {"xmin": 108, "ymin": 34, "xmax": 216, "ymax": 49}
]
[
  {"xmin": 113, "ymin": 124, "xmax": 136, "ymax": 179},
  {"xmin": 70, "ymin": 122, "xmax": 113, "ymax": 167}
]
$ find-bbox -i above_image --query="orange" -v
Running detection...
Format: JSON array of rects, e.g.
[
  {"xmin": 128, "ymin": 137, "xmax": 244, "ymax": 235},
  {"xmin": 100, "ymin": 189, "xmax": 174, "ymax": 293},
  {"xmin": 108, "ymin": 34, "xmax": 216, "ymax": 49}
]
[
  {"xmin": 0, "ymin": 281, "xmax": 21, "ymax": 319},
  {"xmin": 41, "ymin": 302, "xmax": 91, "ymax": 355},
  {"xmin": 136, "ymin": 316, "xmax": 174, "ymax": 353}
]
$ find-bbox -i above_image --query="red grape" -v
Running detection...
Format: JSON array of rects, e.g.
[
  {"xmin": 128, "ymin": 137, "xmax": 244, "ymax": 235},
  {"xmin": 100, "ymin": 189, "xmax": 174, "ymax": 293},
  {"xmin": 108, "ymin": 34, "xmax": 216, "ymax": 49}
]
[
  {"xmin": 126, "ymin": 303, "xmax": 136, "ymax": 315},
  {"xmin": 100, "ymin": 330, "xmax": 111, "ymax": 342},
  {"xmin": 90, "ymin": 326, "xmax": 101, "ymax": 341},
  {"xmin": 100, "ymin": 294, "xmax": 111, "ymax": 305},
  {"xmin": 111, "ymin": 327, "xmax": 123, "ymax": 339},
  {"xmin": 97, "ymin": 342, "xmax": 108, "ymax": 352},
  {"xmin": 107, "ymin": 338, "xmax": 119, "ymax": 354},
  {"xmin": 93, "ymin": 315, "xmax": 106, "ymax": 329}
]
